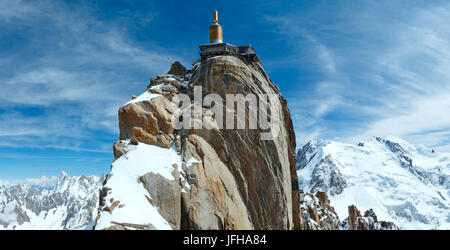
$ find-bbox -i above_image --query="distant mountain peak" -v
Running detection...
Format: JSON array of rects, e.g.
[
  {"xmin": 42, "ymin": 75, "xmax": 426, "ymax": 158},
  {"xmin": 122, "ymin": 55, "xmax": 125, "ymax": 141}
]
[{"xmin": 59, "ymin": 171, "xmax": 68, "ymax": 178}]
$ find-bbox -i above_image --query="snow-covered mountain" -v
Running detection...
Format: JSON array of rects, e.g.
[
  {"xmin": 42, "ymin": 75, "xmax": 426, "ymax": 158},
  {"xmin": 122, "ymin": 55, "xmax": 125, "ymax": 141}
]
[
  {"xmin": 0, "ymin": 172, "xmax": 103, "ymax": 230},
  {"xmin": 296, "ymin": 136, "xmax": 450, "ymax": 229}
]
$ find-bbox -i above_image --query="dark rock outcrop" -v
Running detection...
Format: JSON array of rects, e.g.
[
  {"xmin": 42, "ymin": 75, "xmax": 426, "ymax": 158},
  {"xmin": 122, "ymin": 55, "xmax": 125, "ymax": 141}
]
[
  {"xmin": 299, "ymin": 192, "xmax": 399, "ymax": 230},
  {"xmin": 167, "ymin": 61, "xmax": 188, "ymax": 76},
  {"xmin": 342, "ymin": 205, "xmax": 399, "ymax": 230},
  {"xmin": 300, "ymin": 192, "xmax": 341, "ymax": 230}
]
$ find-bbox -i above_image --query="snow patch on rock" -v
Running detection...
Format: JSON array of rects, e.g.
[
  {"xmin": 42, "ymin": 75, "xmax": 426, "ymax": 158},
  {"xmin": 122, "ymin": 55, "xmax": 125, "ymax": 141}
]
[{"xmin": 95, "ymin": 142, "xmax": 184, "ymax": 230}]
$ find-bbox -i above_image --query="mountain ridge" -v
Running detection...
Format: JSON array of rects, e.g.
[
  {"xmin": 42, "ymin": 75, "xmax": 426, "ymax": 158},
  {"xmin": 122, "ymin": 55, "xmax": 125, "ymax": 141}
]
[
  {"xmin": 0, "ymin": 172, "xmax": 103, "ymax": 230},
  {"xmin": 296, "ymin": 136, "xmax": 450, "ymax": 229}
]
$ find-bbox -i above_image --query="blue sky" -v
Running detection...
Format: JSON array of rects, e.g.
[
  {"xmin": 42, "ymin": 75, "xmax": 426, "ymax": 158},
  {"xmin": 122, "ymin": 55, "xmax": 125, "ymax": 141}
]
[{"xmin": 1, "ymin": 0, "xmax": 450, "ymax": 181}]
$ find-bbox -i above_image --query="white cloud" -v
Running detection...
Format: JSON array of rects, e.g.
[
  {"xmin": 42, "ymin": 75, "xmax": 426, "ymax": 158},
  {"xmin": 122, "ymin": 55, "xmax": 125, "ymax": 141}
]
[
  {"xmin": 268, "ymin": 2, "xmax": 450, "ymax": 151},
  {"xmin": 355, "ymin": 94, "xmax": 450, "ymax": 140},
  {"xmin": 348, "ymin": 4, "xmax": 450, "ymax": 149},
  {"xmin": 0, "ymin": 0, "xmax": 37, "ymax": 22},
  {"xmin": 0, "ymin": 175, "xmax": 57, "ymax": 187},
  {"xmin": 0, "ymin": 1, "xmax": 184, "ymax": 150}
]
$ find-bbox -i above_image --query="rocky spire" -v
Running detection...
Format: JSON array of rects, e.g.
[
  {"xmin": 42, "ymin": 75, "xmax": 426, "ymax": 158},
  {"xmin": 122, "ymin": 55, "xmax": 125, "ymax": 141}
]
[{"xmin": 95, "ymin": 55, "xmax": 301, "ymax": 230}]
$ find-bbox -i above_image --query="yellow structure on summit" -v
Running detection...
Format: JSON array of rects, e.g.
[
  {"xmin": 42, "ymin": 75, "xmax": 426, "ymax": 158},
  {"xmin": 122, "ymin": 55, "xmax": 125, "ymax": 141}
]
[
  {"xmin": 209, "ymin": 10, "xmax": 223, "ymax": 44},
  {"xmin": 199, "ymin": 10, "xmax": 258, "ymax": 62}
]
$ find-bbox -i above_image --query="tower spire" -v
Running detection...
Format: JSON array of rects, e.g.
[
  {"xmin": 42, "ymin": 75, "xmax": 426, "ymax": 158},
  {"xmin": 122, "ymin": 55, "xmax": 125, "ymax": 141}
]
[
  {"xmin": 209, "ymin": 10, "xmax": 223, "ymax": 44},
  {"xmin": 213, "ymin": 10, "xmax": 218, "ymax": 24}
]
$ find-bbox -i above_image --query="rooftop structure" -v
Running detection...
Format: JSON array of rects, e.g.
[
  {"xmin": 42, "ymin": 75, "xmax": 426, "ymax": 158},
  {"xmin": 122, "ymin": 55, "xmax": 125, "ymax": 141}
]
[{"xmin": 199, "ymin": 10, "xmax": 259, "ymax": 62}]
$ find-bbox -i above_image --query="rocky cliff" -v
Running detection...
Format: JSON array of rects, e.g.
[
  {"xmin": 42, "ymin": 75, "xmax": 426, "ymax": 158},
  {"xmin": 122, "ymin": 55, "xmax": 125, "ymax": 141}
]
[{"xmin": 95, "ymin": 56, "xmax": 301, "ymax": 230}]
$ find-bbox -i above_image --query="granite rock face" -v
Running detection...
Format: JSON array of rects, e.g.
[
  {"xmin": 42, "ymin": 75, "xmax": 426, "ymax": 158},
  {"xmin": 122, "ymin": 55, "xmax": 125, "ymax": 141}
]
[
  {"xmin": 185, "ymin": 56, "xmax": 300, "ymax": 229},
  {"xmin": 95, "ymin": 56, "xmax": 300, "ymax": 230}
]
